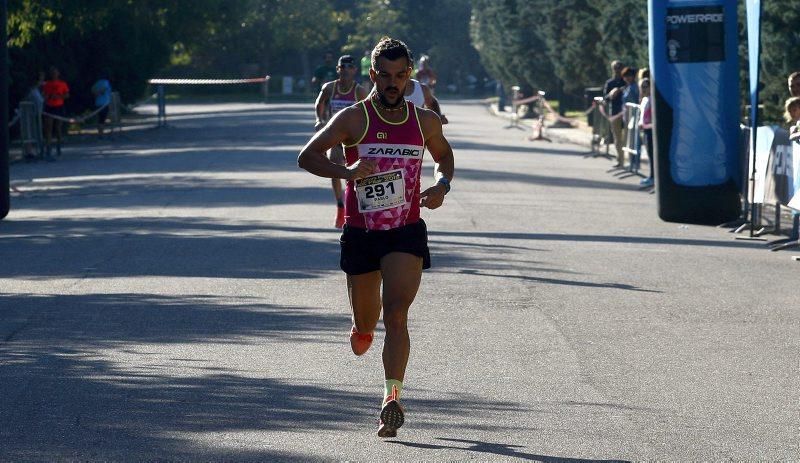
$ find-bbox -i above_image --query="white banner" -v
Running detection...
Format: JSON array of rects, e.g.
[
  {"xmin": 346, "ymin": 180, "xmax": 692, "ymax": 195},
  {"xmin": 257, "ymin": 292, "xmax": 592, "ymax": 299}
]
[
  {"xmin": 788, "ymin": 141, "xmax": 800, "ymax": 211},
  {"xmin": 751, "ymin": 126, "xmax": 775, "ymax": 204}
]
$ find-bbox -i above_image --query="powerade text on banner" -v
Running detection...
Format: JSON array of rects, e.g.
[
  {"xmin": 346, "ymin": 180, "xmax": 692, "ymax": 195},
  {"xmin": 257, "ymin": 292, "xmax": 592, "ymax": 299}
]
[{"xmin": 649, "ymin": 0, "xmax": 741, "ymax": 224}]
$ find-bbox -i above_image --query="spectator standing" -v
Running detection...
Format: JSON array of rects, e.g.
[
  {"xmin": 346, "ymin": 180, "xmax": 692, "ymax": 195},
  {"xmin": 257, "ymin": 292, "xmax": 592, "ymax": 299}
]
[
  {"xmin": 788, "ymin": 71, "xmax": 800, "ymax": 97},
  {"xmin": 42, "ymin": 66, "xmax": 69, "ymax": 160},
  {"xmin": 639, "ymin": 78, "xmax": 654, "ymax": 187},
  {"xmin": 312, "ymin": 52, "xmax": 337, "ymax": 94},
  {"xmin": 638, "ymin": 67, "xmax": 650, "ymax": 83},
  {"xmin": 603, "ymin": 61, "xmax": 626, "ymax": 167},
  {"xmin": 23, "ymin": 71, "xmax": 45, "ymax": 162},
  {"xmin": 360, "ymin": 50, "xmax": 372, "ymax": 90},
  {"xmin": 785, "ymin": 96, "xmax": 800, "ymax": 141},
  {"xmin": 621, "ymin": 67, "xmax": 640, "ymax": 118},
  {"xmin": 91, "ymin": 73, "xmax": 112, "ymax": 136}
]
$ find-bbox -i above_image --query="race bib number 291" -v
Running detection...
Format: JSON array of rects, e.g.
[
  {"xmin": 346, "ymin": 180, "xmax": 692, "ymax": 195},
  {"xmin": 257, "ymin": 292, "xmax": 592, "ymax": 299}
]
[{"xmin": 355, "ymin": 169, "xmax": 406, "ymax": 212}]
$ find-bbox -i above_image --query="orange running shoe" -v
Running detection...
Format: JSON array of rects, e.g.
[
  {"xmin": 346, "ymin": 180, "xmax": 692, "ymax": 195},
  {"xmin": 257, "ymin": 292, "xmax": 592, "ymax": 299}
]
[
  {"xmin": 378, "ymin": 391, "xmax": 404, "ymax": 438},
  {"xmin": 335, "ymin": 205, "xmax": 345, "ymax": 228},
  {"xmin": 349, "ymin": 325, "xmax": 373, "ymax": 356}
]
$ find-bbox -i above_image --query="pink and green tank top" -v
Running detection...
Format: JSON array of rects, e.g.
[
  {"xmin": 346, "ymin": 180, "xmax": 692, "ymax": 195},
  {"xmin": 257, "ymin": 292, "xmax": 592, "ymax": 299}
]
[
  {"xmin": 343, "ymin": 99, "xmax": 426, "ymax": 230},
  {"xmin": 330, "ymin": 82, "xmax": 358, "ymax": 115}
]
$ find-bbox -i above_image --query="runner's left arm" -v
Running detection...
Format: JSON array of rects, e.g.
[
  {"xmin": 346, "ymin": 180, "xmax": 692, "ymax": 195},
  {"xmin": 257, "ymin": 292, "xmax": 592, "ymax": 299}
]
[
  {"xmin": 356, "ymin": 84, "xmax": 370, "ymax": 101},
  {"xmin": 421, "ymin": 84, "xmax": 447, "ymax": 124},
  {"xmin": 418, "ymin": 110, "xmax": 454, "ymax": 210}
]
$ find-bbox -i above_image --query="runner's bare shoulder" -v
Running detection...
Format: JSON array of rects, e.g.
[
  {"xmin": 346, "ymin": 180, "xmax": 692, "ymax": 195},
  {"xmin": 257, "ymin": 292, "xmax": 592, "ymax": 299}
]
[
  {"xmin": 329, "ymin": 102, "xmax": 368, "ymax": 144},
  {"xmin": 414, "ymin": 106, "xmax": 443, "ymax": 138}
]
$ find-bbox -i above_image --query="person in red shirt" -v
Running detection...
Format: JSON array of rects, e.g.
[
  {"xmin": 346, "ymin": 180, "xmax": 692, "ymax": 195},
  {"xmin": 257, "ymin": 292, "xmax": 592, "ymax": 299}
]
[{"xmin": 42, "ymin": 66, "xmax": 70, "ymax": 160}]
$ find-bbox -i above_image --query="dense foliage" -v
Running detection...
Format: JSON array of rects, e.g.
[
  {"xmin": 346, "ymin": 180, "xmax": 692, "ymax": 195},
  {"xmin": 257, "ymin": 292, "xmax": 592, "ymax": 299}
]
[
  {"xmin": 6, "ymin": 1, "xmax": 798, "ymax": 123},
  {"xmin": 471, "ymin": 0, "xmax": 800, "ymax": 122},
  {"xmin": 6, "ymin": 0, "xmax": 485, "ymax": 114}
]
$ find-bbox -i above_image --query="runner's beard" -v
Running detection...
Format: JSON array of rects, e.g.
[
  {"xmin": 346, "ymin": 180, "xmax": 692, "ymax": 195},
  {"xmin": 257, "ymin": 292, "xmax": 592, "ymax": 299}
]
[{"xmin": 377, "ymin": 88, "xmax": 404, "ymax": 109}]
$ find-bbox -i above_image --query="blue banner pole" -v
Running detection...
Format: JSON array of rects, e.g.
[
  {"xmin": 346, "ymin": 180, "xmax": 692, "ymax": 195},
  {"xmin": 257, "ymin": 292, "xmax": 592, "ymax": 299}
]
[
  {"xmin": 649, "ymin": 0, "xmax": 741, "ymax": 224},
  {"xmin": 746, "ymin": 0, "xmax": 762, "ymax": 237}
]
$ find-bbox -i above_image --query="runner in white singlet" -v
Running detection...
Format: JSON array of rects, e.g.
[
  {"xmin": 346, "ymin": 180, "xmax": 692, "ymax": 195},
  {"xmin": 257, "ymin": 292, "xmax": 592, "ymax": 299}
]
[{"xmin": 404, "ymin": 78, "xmax": 448, "ymax": 124}]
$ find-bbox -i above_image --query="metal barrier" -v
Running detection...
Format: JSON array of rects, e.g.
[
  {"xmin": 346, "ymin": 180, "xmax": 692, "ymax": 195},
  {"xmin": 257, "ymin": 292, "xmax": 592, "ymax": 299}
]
[
  {"xmin": 590, "ymin": 97, "xmax": 611, "ymax": 158},
  {"xmin": 508, "ymin": 85, "xmax": 521, "ymax": 128},
  {"xmin": 109, "ymin": 91, "xmax": 122, "ymax": 133},
  {"xmin": 17, "ymin": 101, "xmax": 43, "ymax": 158},
  {"xmin": 622, "ymin": 102, "xmax": 642, "ymax": 174}
]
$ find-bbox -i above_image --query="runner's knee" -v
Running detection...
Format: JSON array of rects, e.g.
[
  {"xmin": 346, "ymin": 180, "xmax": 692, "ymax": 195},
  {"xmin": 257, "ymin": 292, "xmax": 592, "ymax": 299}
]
[{"xmin": 382, "ymin": 302, "xmax": 410, "ymax": 331}]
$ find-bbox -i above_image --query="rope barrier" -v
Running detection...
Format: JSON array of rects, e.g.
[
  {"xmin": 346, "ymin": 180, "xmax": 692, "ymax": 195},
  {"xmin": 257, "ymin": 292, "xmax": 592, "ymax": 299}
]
[
  {"xmin": 597, "ymin": 102, "xmax": 624, "ymax": 122},
  {"xmin": 8, "ymin": 111, "xmax": 19, "ymax": 128},
  {"xmin": 148, "ymin": 77, "xmax": 269, "ymax": 85},
  {"xmin": 511, "ymin": 93, "xmax": 597, "ymax": 127},
  {"xmin": 41, "ymin": 102, "xmax": 109, "ymax": 124}
]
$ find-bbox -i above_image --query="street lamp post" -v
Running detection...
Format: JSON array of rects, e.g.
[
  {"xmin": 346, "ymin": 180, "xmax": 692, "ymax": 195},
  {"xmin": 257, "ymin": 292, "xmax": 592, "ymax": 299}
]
[{"xmin": 1, "ymin": 0, "xmax": 10, "ymax": 219}]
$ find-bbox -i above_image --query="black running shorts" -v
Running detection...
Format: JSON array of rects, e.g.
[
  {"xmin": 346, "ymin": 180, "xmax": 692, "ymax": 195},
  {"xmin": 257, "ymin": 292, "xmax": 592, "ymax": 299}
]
[{"xmin": 340, "ymin": 219, "xmax": 431, "ymax": 275}]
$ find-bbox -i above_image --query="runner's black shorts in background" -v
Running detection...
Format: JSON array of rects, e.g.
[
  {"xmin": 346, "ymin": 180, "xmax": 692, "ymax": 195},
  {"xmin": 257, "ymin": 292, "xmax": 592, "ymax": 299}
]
[{"xmin": 340, "ymin": 219, "xmax": 431, "ymax": 275}]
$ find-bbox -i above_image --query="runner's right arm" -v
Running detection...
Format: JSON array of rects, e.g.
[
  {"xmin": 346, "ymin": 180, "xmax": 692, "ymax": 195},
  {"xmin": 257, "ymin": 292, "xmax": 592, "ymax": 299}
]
[
  {"xmin": 314, "ymin": 82, "xmax": 333, "ymax": 131},
  {"xmin": 299, "ymin": 106, "xmax": 376, "ymax": 180}
]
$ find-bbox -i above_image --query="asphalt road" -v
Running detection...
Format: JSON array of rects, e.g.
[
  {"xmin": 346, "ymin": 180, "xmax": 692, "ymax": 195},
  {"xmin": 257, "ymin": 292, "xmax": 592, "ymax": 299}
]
[{"xmin": 1, "ymin": 100, "xmax": 797, "ymax": 461}]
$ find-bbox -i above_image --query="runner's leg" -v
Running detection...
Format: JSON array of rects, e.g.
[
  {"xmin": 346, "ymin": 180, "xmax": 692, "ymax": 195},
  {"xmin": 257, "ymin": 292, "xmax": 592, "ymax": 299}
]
[
  {"xmin": 43, "ymin": 115, "xmax": 53, "ymax": 146},
  {"xmin": 347, "ymin": 271, "xmax": 382, "ymax": 335},
  {"xmin": 54, "ymin": 118, "xmax": 63, "ymax": 156},
  {"xmin": 43, "ymin": 115, "xmax": 54, "ymax": 159},
  {"xmin": 379, "ymin": 252, "xmax": 422, "ymax": 382}
]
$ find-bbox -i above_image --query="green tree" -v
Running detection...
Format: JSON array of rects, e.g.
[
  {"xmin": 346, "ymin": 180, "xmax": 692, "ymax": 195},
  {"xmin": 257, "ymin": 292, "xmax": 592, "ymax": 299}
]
[
  {"xmin": 598, "ymin": 0, "xmax": 649, "ymax": 71},
  {"xmin": 539, "ymin": 0, "xmax": 605, "ymax": 98},
  {"xmin": 7, "ymin": 0, "xmax": 233, "ymax": 106},
  {"xmin": 753, "ymin": 0, "xmax": 800, "ymax": 123},
  {"xmin": 342, "ymin": 0, "xmax": 407, "ymax": 55}
]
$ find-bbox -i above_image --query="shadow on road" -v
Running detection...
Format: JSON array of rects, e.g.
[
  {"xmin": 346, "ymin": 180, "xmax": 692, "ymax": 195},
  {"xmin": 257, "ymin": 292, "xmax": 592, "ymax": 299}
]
[
  {"xmin": 454, "ymin": 140, "xmax": 588, "ymax": 158},
  {"xmin": 390, "ymin": 437, "xmax": 631, "ymax": 462},
  {"xmin": 0, "ymin": 218, "xmax": 340, "ymax": 280},
  {"xmin": 455, "ymin": 269, "xmax": 661, "ymax": 293},
  {"xmin": 0, "ymin": 293, "xmax": 526, "ymax": 460},
  {"xmin": 456, "ymin": 167, "xmax": 644, "ymax": 192},
  {"xmin": 430, "ymin": 230, "xmax": 763, "ymax": 250}
]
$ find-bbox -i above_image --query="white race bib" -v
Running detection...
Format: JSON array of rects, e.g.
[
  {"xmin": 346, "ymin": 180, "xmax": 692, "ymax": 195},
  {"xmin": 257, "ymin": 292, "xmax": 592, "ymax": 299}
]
[{"xmin": 355, "ymin": 169, "xmax": 406, "ymax": 212}]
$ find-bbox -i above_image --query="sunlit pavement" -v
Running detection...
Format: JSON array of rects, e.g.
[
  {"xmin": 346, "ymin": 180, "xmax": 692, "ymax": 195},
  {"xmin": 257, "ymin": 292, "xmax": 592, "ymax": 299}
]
[{"xmin": 1, "ymin": 100, "xmax": 796, "ymax": 461}]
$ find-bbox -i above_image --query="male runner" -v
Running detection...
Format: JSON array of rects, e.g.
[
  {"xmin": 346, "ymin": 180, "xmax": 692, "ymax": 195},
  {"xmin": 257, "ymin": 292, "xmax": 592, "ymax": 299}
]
[
  {"xmin": 311, "ymin": 52, "xmax": 337, "ymax": 94},
  {"xmin": 315, "ymin": 55, "xmax": 369, "ymax": 228},
  {"xmin": 298, "ymin": 37, "xmax": 454, "ymax": 438},
  {"xmin": 415, "ymin": 55, "xmax": 437, "ymax": 90},
  {"xmin": 404, "ymin": 78, "xmax": 448, "ymax": 124}
]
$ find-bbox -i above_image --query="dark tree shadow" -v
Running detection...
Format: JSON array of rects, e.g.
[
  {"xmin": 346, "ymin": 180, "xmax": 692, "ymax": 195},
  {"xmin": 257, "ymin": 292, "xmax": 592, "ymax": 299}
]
[
  {"xmin": 391, "ymin": 438, "xmax": 631, "ymax": 462},
  {"xmin": 429, "ymin": 230, "xmax": 765, "ymax": 250},
  {"xmin": 0, "ymin": 218, "xmax": 341, "ymax": 280},
  {"xmin": 0, "ymin": 292, "xmax": 530, "ymax": 461},
  {"xmin": 456, "ymin": 167, "xmax": 648, "ymax": 192}
]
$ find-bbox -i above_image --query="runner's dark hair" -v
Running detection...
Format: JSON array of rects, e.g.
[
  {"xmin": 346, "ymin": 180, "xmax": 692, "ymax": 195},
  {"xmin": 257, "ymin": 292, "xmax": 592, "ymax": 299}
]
[{"xmin": 371, "ymin": 37, "xmax": 412, "ymax": 69}]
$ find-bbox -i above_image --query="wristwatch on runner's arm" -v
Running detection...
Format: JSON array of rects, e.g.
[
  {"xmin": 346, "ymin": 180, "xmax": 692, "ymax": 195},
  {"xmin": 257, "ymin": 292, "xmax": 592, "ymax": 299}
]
[{"xmin": 436, "ymin": 176, "xmax": 451, "ymax": 194}]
